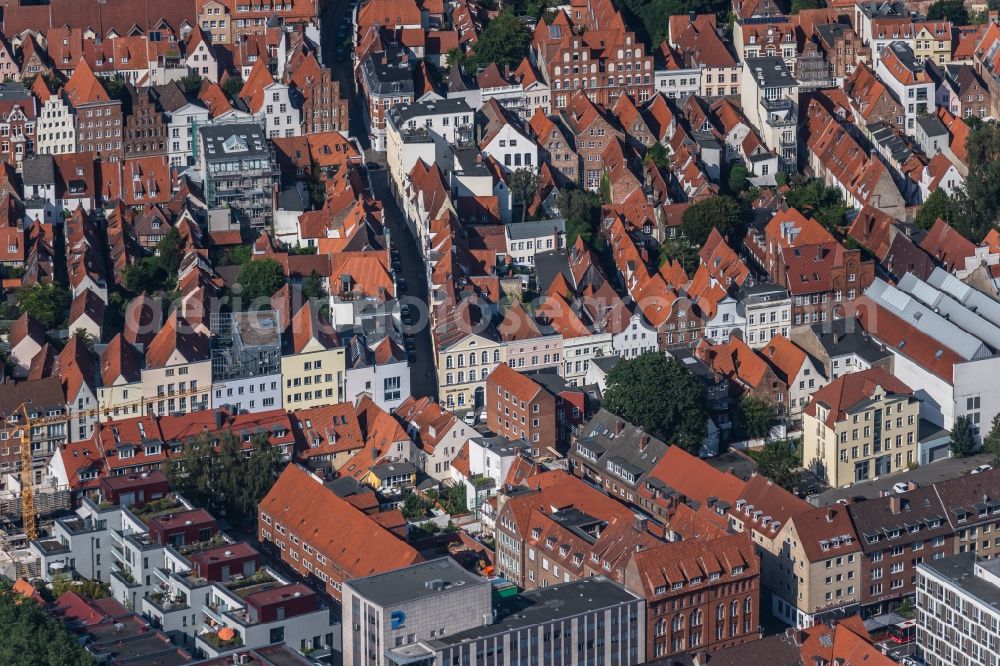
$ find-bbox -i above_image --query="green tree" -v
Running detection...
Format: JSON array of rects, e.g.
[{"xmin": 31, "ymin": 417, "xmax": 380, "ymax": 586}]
[
  {"xmin": 983, "ymin": 412, "xmax": 1000, "ymax": 464},
  {"xmin": 680, "ymin": 195, "xmax": 742, "ymax": 246},
  {"xmin": 602, "ymin": 352, "xmax": 709, "ymax": 454},
  {"xmin": 236, "ymin": 259, "xmax": 285, "ymax": 302},
  {"xmin": 470, "ymin": 10, "xmax": 531, "ymax": 71},
  {"xmin": 915, "ymin": 188, "xmax": 956, "ymax": 230},
  {"xmin": 50, "ymin": 575, "xmax": 109, "ymax": 600},
  {"xmin": 783, "ymin": 178, "xmax": 848, "ymax": 230},
  {"xmin": 510, "ymin": 168, "xmax": 539, "ymax": 223},
  {"xmin": 927, "ymin": 0, "xmax": 969, "ymax": 23},
  {"xmin": 954, "ymin": 119, "xmax": 1000, "ymax": 240},
  {"xmin": 752, "ymin": 440, "xmax": 800, "ymax": 491},
  {"xmin": 557, "ymin": 188, "xmax": 602, "ymax": 248},
  {"xmin": 301, "ymin": 270, "xmax": 327, "ymax": 301},
  {"xmin": 791, "ymin": 0, "xmax": 823, "ymax": 12},
  {"xmin": 178, "ymin": 73, "xmax": 204, "ymax": 97},
  {"xmin": 656, "ymin": 236, "xmax": 700, "ymax": 274},
  {"xmin": 122, "ymin": 257, "xmax": 164, "ymax": 295},
  {"xmin": 950, "ymin": 415, "xmax": 977, "ymax": 458},
  {"xmin": 240, "ymin": 435, "xmax": 284, "ymax": 519},
  {"xmin": 156, "ymin": 227, "xmax": 183, "ymax": 277},
  {"xmin": 165, "ymin": 433, "xmax": 214, "ymax": 502},
  {"xmin": 216, "ymin": 431, "xmax": 245, "ymax": 518},
  {"xmin": 738, "ymin": 395, "xmax": 775, "ymax": 440},
  {"xmin": 0, "ymin": 581, "xmax": 95, "ymax": 665},
  {"xmin": 15, "ymin": 282, "xmax": 71, "ymax": 328},
  {"xmin": 221, "ymin": 76, "xmax": 244, "ymax": 99},
  {"xmin": 644, "ymin": 142, "xmax": 669, "ymax": 169},
  {"xmin": 727, "ymin": 163, "xmax": 748, "ymax": 195}
]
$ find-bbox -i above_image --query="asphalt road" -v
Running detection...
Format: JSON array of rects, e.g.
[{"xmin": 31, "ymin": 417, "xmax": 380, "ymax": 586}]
[
  {"xmin": 320, "ymin": 0, "xmax": 370, "ymax": 149},
  {"xmin": 368, "ymin": 166, "xmax": 438, "ymax": 399},
  {"xmin": 809, "ymin": 452, "xmax": 995, "ymax": 506}
]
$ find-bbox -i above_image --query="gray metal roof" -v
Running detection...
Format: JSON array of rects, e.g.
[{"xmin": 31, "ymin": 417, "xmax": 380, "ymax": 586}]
[
  {"xmin": 895, "ymin": 272, "xmax": 1000, "ymax": 352},
  {"xmin": 916, "ymin": 115, "xmax": 948, "ymax": 137},
  {"xmin": 345, "ymin": 557, "xmax": 488, "ymax": 607},
  {"xmin": 745, "ymin": 56, "xmax": 796, "ymax": 88},
  {"xmin": 388, "ymin": 97, "xmax": 474, "ymax": 126},
  {"xmin": 360, "ymin": 48, "xmax": 415, "ymax": 97},
  {"xmin": 22, "ymin": 154, "xmax": 55, "ymax": 185},
  {"xmin": 926, "ymin": 267, "xmax": 1000, "ymax": 329},
  {"xmin": 865, "ymin": 278, "xmax": 991, "ymax": 360},
  {"xmin": 918, "ymin": 553, "xmax": 1000, "ymax": 613},
  {"xmin": 426, "ymin": 577, "xmax": 639, "ymax": 647},
  {"xmin": 200, "ymin": 123, "xmax": 269, "ymax": 161},
  {"xmin": 505, "ymin": 219, "xmax": 566, "ymax": 241}
]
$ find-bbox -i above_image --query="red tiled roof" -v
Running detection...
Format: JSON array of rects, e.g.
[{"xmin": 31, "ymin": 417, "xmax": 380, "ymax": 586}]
[
  {"xmin": 803, "ymin": 366, "xmax": 913, "ymax": 428},
  {"xmin": 259, "ymin": 464, "xmax": 423, "ymax": 577}
]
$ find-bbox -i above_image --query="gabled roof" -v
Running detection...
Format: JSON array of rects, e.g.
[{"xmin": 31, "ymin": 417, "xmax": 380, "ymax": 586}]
[
  {"xmin": 760, "ymin": 334, "xmax": 809, "ymax": 383},
  {"xmin": 259, "ymin": 464, "xmax": 423, "ymax": 578},
  {"xmin": 64, "ymin": 58, "xmax": 110, "ymax": 106},
  {"xmin": 144, "ymin": 312, "xmax": 209, "ymax": 368},
  {"xmin": 803, "ymin": 366, "xmax": 913, "ymax": 428},
  {"xmin": 919, "ymin": 218, "xmax": 975, "ymax": 271}
]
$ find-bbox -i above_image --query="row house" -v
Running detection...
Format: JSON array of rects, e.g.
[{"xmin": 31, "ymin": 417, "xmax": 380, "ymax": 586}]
[
  {"xmin": 359, "ymin": 48, "xmax": 414, "ymax": 152},
  {"xmin": 875, "ymin": 41, "xmax": 934, "ymax": 131},
  {"xmin": 932, "ymin": 62, "xmax": 991, "ymax": 120},
  {"xmin": 0, "ymin": 82, "xmax": 36, "ymax": 167},
  {"xmin": 33, "ymin": 77, "xmax": 76, "ymax": 156},
  {"xmin": 625, "ymin": 533, "xmax": 760, "ymax": 660},
  {"xmin": 974, "ymin": 20, "xmax": 1000, "ymax": 119},
  {"xmin": 560, "ymin": 91, "xmax": 625, "ymax": 191},
  {"xmin": 286, "ymin": 48, "xmax": 348, "ymax": 135},
  {"xmin": 498, "ymin": 300, "xmax": 565, "ymax": 376},
  {"xmin": 240, "ymin": 59, "xmax": 301, "ymax": 138},
  {"xmin": 394, "ymin": 395, "xmax": 475, "ymax": 480},
  {"xmin": 64, "ymin": 59, "xmax": 124, "ymax": 161},
  {"xmin": 486, "ymin": 364, "xmax": 560, "ymax": 450},
  {"xmin": 141, "ymin": 312, "xmax": 212, "ymax": 417},
  {"xmin": 434, "ymin": 298, "xmax": 505, "ymax": 411},
  {"xmin": 844, "ymin": 62, "xmax": 905, "ymax": 133},
  {"xmin": 696, "ymin": 335, "xmax": 790, "ymax": 416},
  {"xmin": 734, "ymin": 16, "xmax": 797, "ymax": 71},
  {"xmin": 121, "ymin": 85, "xmax": 166, "ymax": 157},
  {"xmin": 667, "ymin": 14, "xmax": 741, "ymax": 98},
  {"xmin": 532, "ymin": 0, "xmax": 654, "ymax": 112},
  {"xmin": 258, "ymin": 464, "xmax": 422, "ymax": 599},
  {"xmin": 814, "ymin": 22, "xmax": 869, "ymax": 84}
]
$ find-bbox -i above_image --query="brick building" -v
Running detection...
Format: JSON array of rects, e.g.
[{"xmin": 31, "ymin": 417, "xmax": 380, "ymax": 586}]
[
  {"xmin": 486, "ymin": 363, "xmax": 557, "ymax": 449},
  {"xmin": 258, "ymin": 464, "xmax": 422, "ymax": 599},
  {"xmin": 532, "ymin": 0, "xmax": 654, "ymax": 112},
  {"xmin": 286, "ymin": 48, "xmax": 349, "ymax": 135},
  {"xmin": 623, "ymin": 533, "xmax": 760, "ymax": 660},
  {"xmin": 64, "ymin": 59, "xmax": 123, "ymax": 161},
  {"xmin": 122, "ymin": 85, "xmax": 166, "ymax": 157}
]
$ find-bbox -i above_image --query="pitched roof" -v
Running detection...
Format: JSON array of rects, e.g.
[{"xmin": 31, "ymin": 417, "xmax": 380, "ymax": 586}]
[
  {"xmin": 144, "ymin": 312, "xmax": 209, "ymax": 368},
  {"xmin": 258, "ymin": 464, "xmax": 423, "ymax": 578},
  {"xmin": 486, "ymin": 363, "xmax": 542, "ymax": 403},
  {"xmin": 63, "ymin": 58, "xmax": 110, "ymax": 106},
  {"xmin": 803, "ymin": 366, "xmax": 913, "ymax": 428},
  {"xmin": 760, "ymin": 334, "xmax": 809, "ymax": 383},
  {"xmin": 919, "ymin": 217, "xmax": 975, "ymax": 271}
]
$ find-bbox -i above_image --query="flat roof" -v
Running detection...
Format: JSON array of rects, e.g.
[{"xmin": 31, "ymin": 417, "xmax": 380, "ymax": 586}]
[
  {"xmin": 506, "ymin": 219, "xmax": 566, "ymax": 241},
  {"xmin": 919, "ymin": 552, "xmax": 1000, "ymax": 612},
  {"xmin": 427, "ymin": 577, "xmax": 639, "ymax": 647},
  {"xmin": 200, "ymin": 123, "xmax": 269, "ymax": 161},
  {"xmin": 347, "ymin": 557, "xmax": 488, "ymax": 607},
  {"xmin": 745, "ymin": 56, "xmax": 796, "ymax": 88}
]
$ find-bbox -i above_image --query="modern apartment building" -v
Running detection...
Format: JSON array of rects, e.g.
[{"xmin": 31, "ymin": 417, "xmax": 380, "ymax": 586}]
[
  {"xmin": 198, "ymin": 123, "xmax": 276, "ymax": 228},
  {"xmin": 917, "ymin": 553, "xmax": 1000, "ymax": 666}
]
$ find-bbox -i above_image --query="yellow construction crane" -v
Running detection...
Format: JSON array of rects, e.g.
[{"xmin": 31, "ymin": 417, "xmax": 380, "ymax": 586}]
[{"xmin": 11, "ymin": 385, "xmax": 209, "ymax": 541}]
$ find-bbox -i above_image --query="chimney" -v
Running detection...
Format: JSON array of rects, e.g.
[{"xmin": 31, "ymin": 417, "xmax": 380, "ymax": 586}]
[
  {"xmin": 889, "ymin": 495, "xmax": 902, "ymax": 514},
  {"xmin": 826, "ymin": 508, "xmax": 835, "ymax": 523},
  {"xmin": 639, "ymin": 432, "xmax": 650, "ymax": 452},
  {"xmin": 615, "ymin": 418, "xmax": 624, "ymax": 435},
  {"xmin": 634, "ymin": 513, "xmax": 648, "ymax": 532},
  {"xmin": 688, "ymin": 10, "xmax": 696, "ymax": 22},
  {"xmin": 214, "ymin": 409, "xmax": 226, "ymax": 429}
]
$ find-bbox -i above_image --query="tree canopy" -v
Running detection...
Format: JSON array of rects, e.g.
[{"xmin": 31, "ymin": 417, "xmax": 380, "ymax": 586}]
[
  {"xmin": 15, "ymin": 282, "xmax": 71, "ymax": 329},
  {"xmin": 927, "ymin": 0, "xmax": 969, "ymax": 24},
  {"xmin": 510, "ymin": 168, "xmax": 539, "ymax": 223},
  {"xmin": 236, "ymin": 259, "xmax": 285, "ymax": 302},
  {"xmin": 602, "ymin": 352, "xmax": 709, "ymax": 454},
  {"xmin": 984, "ymin": 412, "xmax": 1000, "ymax": 464},
  {"xmin": 0, "ymin": 582, "xmax": 95, "ymax": 665},
  {"xmin": 681, "ymin": 195, "xmax": 742, "ymax": 247},
  {"xmin": 751, "ymin": 440, "xmax": 801, "ymax": 491},
  {"xmin": 165, "ymin": 432, "xmax": 284, "ymax": 526},
  {"xmin": 557, "ymin": 188, "xmax": 603, "ymax": 248},
  {"xmin": 915, "ymin": 188, "xmax": 956, "ymax": 230},
  {"xmin": 738, "ymin": 395, "xmax": 776, "ymax": 441},
  {"xmin": 470, "ymin": 11, "xmax": 531, "ymax": 71},
  {"xmin": 950, "ymin": 416, "xmax": 976, "ymax": 458},
  {"xmin": 783, "ymin": 178, "xmax": 848, "ymax": 230}
]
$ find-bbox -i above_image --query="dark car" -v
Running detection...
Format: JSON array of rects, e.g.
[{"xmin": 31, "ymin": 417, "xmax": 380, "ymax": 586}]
[{"xmin": 396, "ymin": 278, "xmax": 407, "ymax": 293}]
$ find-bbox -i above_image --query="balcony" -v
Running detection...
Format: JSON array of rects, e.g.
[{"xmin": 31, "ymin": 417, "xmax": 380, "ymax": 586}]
[
  {"xmin": 199, "ymin": 630, "xmax": 244, "ymax": 651},
  {"xmin": 111, "ymin": 567, "xmax": 140, "ymax": 588},
  {"xmin": 146, "ymin": 589, "xmax": 189, "ymax": 613}
]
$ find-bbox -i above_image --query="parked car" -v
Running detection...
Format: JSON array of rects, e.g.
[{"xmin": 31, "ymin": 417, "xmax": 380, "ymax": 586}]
[
  {"xmin": 463, "ymin": 411, "xmax": 478, "ymax": 426},
  {"xmin": 973, "ymin": 464, "xmax": 993, "ymax": 474},
  {"xmin": 396, "ymin": 278, "xmax": 407, "ymax": 293},
  {"xmin": 891, "ymin": 481, "xmax": 911, "ymax": 494}
]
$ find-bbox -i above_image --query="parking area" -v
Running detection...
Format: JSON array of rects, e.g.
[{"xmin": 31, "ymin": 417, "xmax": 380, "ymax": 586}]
[{"xmin": 810, "ymin": 452, "xmax": 995, "ymax": 505}]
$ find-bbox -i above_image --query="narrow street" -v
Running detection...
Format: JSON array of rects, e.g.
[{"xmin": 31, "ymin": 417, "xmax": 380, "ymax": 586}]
[
  {"xmin": 319, "ymin": 0, "xmax": 370, "ymax": 149},
  {"xmin": 369, "ymin": 167, "xmax": 438, "ymax": 399}
]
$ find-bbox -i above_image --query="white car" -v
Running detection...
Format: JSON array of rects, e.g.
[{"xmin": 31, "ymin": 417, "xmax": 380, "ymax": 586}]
[
  {"xmin": 463, "ymin": 411, "xmax": 478, "ymax": 426},
  {"xmin": 892, "ymin": 481, "xmax": 910, "ymax": 494},
  {"xmin": 972, "ymin": 464, "xmax": 993, "ymax": 474}
]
